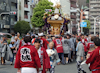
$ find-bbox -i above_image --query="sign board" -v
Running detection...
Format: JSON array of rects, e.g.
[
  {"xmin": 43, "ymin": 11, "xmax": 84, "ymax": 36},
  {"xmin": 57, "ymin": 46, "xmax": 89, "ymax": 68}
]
[
  {"xmin": 4, "ymin": 25, "xmax": 10, "ymax": 28},
  {"xmin": 80, "ymin": 22, "xmax": 87, "ymax": 27},
  {"xmin": 10, "ymin": 11, "xmax": 17, "ymax": 15},
  {"xmin": 45, "ymin": 9, "xmax": 52, "ymax": 12}
]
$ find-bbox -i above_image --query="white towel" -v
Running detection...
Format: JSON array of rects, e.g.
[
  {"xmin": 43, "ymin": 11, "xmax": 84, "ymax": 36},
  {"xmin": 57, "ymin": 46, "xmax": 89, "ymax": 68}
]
[{"xmin": 46, "ymin": 49, "xmax": 55, "ymax": 55}]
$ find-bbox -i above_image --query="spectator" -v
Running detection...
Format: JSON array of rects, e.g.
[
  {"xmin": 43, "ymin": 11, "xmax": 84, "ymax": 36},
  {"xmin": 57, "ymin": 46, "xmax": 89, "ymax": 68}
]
[
  {"xmin": 81, "ymin": 34, "xmax": 87, "ymax": 58},
  {"xmin": 14, "ymin": 36, "xmax": 20, "ymax": 51},
  {"xmin": 70, "ymin": 35, "xmax": 75, "ymax": 61},
  {"xmin": 1, "ymin": 36, "xmax": 13, "ymax": 65},
  {"xmin": 86, "ymin": 37, "xmax": 100, "ymax": 73},
  {"xmin": 11, "ymin": 33, "xmax": 15, "ymax": 41},
  {"xmin": 17, "ymin": 32, "xmax": 20, "ymax": 40},
  {"xmin": 9, "ymin": 40, "xmax": 16, "ymax": 65},
  {"xmin": 76, "ymin": 37, "xmax": 86, "ymax": 73},
  {"xmin": 1, "ymin": 36, "xmax": 7, "ymax": 65},
  {"xmin": 62, "ymin": 36, "xmax": 70, "ymax": 64},
  {"xmin": 66, "ymin": 34, "xmax": 73, "ymax": 62},
  {"xmin": 47, "ymin": 42, "xmax": 59, "ymax": 73},
  {"xmin": 96, "ymin": 33, "xmax": 99, "ymax": 38},
  {"xmin": 19, "ymin": 36, "xmax": 25, "ymax": 48}
]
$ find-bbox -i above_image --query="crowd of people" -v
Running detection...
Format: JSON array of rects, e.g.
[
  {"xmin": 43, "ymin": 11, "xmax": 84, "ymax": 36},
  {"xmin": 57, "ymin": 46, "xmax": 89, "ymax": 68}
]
[{"xmin": 0, "ymin": 32, "xmax": 100, "ymax": 73}]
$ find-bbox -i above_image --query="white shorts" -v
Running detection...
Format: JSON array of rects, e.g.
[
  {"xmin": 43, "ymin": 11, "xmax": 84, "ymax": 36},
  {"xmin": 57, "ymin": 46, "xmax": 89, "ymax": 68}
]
[{"xmin": 21, "ymin": 67, "xmax": 37, "ymax": 73}]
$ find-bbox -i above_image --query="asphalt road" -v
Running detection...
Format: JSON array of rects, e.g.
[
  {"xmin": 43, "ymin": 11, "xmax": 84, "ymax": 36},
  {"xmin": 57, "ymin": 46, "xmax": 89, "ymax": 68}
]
[{"xmin": 0, "ymin": 61, "xmax": 91, "ymax": 73}]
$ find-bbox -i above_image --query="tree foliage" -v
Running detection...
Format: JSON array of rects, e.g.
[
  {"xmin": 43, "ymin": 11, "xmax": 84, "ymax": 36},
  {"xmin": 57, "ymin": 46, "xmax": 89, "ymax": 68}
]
[
  {"xmin": 84, "ymin": 20, "xmax": 91, "ymax": 29},
  {"xmin": 83, "ymin": 20, "xmax": 91, "ymax": 34},
  {"xmin": 31, "ymin": 0, "xmax": 54, "ymax": 27},
  {"xmin": 86, "ymin": 0, "xmax": 89, "ymax": 3},
  {"xmin": 14, "ymin": 20, "xmax": 30, "ymax": 34}
]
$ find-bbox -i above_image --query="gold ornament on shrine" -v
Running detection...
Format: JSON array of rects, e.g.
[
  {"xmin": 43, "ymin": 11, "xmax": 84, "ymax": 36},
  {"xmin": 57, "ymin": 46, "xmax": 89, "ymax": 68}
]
[{"xmin": 43, "ymin": 2, "xmax": 70, "ymax": 35}]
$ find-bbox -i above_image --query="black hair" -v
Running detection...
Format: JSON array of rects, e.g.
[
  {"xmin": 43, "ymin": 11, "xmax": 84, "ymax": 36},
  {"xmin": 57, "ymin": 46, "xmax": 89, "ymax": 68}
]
[
  {"xmin": 67, "ymin": 33, "xmax": 69, "ymax": 36},
  {"xmin": 11, "ymin": 33, "xmax": 15, "ymax": 36},
  {"xmin": 32, "ymin": 36, "xmax": 35, "ymax": 39},
  {"xmin": 43, "ymin": 35, "xmax": 46, "ymax": 37},
  {"xmin": 93, "ymin": 37, "xmax": 100, "ymax": 46},
  {"xmin": 76, "ymin": 37, "xmax": 81, "ymax": 41},
  {"xmin": 97, "ymin": 33, "xmax": 99, "ymax": 35},
  {"xmin": 34, "ymin": 38, "xmax": 41, "ymax": 43},
  {"xmin": 86, "ymin": 33, "xmax": 89, "ymax": 36},
  {"xmin": 69, "ymin": 35, "xmax": 71, "ymax": 38},
  {"xmin": 24, "ymin": 36, "xmax": 32, "ymax": 43},
  {"xmin": 51, "ymin": 36, "xmax": 54, "ymax": 37},
  {"xmin": 91, "ymin": 36, "xmax": 95, "ymax": 41},
  {"xmin": 64, "ymin": 36, "xmax": 67, "ymax": 39},
  {"xmin": 81, "ymin": 34, "xmax": 84, "ymax": 36}
]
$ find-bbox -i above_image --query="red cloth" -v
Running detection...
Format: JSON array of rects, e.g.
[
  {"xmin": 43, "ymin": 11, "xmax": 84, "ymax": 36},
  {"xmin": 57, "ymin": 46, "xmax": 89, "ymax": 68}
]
[
  {"xmin": 33, "ymin": 46, "xmax": 51, "ymax": 73},
  {"xmin": 14, "ymin": 45, "xmax": 41, "ymax": 69},
  {"xmin": 92, "ymin": 70, "xmax": 100, "ymax": 73},
  {"xmin": 81, "ymin": 39, "xmax": 87, "ymax": 52},
  {"xmin": 46, "ymin": 39, "xmax": 49, "ymax": 44},
  {"xmin": 19, "ymin": 40, "xmax": 22, "ymax": 48},
  {"xmin": 32, "ymin": 38, "xmax": 35, "ymax": 44},
  {"xmin": 86, "ymin": 46, "xmax": 100, "ymax": 71},
  {"xmin": 53, "ymin": 38, "xmax": 63, "ymax": 53},
  {"xmin": 87, "ymin": 42, "xmax": 94, "ymax": 51},
  {"xmin": 88, "ymin": 51, "xmax": 92, "ymax": 54},
  {"xmin": 81, "ymin": 39, "xmax": 87, "ymax": 45},
  {"xmin": 41, "ymin": 47, "xmax": 51, "ymax": 73},
  {"xmin": 40, "ymin": 38, "xmax": 48, "ymax": 50}
]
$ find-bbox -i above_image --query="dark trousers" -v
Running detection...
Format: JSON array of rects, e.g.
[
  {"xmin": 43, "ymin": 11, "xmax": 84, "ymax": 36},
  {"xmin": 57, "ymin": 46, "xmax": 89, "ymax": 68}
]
[
  {"xmin": 10, "ymin": 53, "xmax": 15, "ymax": 62},
  {"xmin": 58, "ymin": 53, "xmax": 65, "ymax": 64}
]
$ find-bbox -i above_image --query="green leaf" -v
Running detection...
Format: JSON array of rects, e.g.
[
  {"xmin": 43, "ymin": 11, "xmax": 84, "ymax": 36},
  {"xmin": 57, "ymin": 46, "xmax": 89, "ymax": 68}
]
[
  {"xmin": 31, "ymin": 0, "xmax": 54, "ymax": 27},
  {"xmin": 14, "ymin": 20, "xmax": 31, "ymax": 34},
  {"xmin": 84, "ymin": 20, "xmax": 91, "ymax": 29}
]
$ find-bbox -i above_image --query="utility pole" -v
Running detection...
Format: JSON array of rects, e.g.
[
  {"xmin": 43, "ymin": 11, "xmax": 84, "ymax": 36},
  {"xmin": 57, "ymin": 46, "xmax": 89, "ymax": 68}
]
[
  {"xmin": 9, "ymin": 1, "xmax": 11, "ymax": 33},
  {"xmin": 17, "ymin": 0, "xmax": 19, "ymax": 21},
  {"xmin": 89, "ymin": 15, "xmax": 100, "ymax": 35}
]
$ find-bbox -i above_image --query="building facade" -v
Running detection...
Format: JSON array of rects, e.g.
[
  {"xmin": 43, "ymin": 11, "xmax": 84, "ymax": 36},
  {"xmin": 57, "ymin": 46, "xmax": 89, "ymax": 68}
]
[
  {"xmin": 70, "ymin": 0, "xmax": 77, "ymax": 34},
  {"xmin": 89, "ymin": 0, "xmax": 100, "ymax": 35},
  {"xmin": 60, "ymin": 0, "xmax": 70, "ymax": 16},
  {"xmin": 17, "ymin": 0, "xmax": 39, "ymax": 29},
  {"xmin": 0, "ymin": 0, "xmax": 17, "ymax": 33}
]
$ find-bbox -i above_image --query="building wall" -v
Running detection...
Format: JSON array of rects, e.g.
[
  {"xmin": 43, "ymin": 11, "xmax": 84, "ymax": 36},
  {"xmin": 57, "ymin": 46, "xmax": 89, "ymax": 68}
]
[
  {"xmin": 70, "ymin": 0, "xmax": 77, "ymax": 34},
  {"xmin": 60, "ymin": 0, "xmax": 70, "ymax": 17},
  {"xmin": 89, "ymin": 0, "xmax": 100, "ymax": 35},
  {"xmin": 82, "ymin": 11, "xmax": 89, "ymax": 22},
  {"xmin": 0, "ymin": 0, "xmax": 17, "ymax": 33},
  {"xmin": 18, "ymin": 0, "xmax": 39, "ymax": 28},
  {"xmin": 21, "ymin": 0, "xmax": 24, "ymax": 20}
]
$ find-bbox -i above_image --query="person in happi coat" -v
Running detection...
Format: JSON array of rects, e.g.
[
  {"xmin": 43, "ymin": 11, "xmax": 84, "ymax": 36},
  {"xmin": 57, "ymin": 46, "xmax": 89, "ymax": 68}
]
[
  {"xmin": 86, "ymin": 37, "xmax": 100, "ymax": 73},
  {"xmin": 53, "ymin": 35, "xmax": 65, "ymax": 65},
  {"xmin": 14, "ymin": 36, "xmax": 41, "ymax": 73},
  {"xmin": 38, "ymin": 33, "xmax": 48, "ymax": 50},
  {"xmin": 81, "ymin": 34, "xmax": 87, "ymax": 58},
  {"xmin": 34, "ymin": 38, "xmax": 51, "ymax": 73}
]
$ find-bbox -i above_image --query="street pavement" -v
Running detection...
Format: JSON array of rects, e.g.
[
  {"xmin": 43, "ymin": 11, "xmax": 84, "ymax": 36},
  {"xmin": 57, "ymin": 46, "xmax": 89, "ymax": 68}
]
[{"xmin": 0, "ymin": 61, "xmax": 91, "ymax": 73}]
